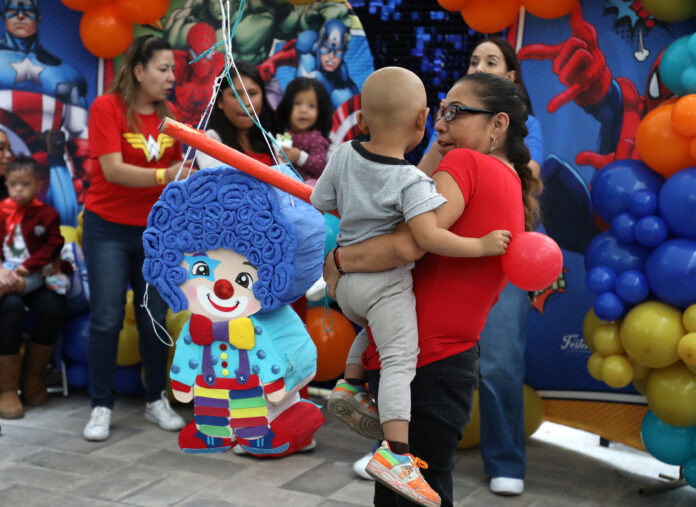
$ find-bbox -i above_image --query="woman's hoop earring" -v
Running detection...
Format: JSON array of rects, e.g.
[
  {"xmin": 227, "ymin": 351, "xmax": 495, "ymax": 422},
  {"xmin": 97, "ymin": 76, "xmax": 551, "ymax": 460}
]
[{"xmin": 488, "ymin": 136, "xmax": 497, "ymax": 154}]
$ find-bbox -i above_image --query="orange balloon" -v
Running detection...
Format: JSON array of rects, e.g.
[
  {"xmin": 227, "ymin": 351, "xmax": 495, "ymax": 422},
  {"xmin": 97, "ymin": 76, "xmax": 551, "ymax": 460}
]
[
  {"xmin": 671, "ymin": 95, "xmax": 696, "ymax": 137},
  {"xmin": 461, "ymin": 0, "xmax": 521, "ymax": 34},
  {"xmin": 305, "ymin": 307, "xmax": 356, "ymax": 382},
  {"xmin": 635, "ymin": 103, "xmax": 696, "ymax": 178},
  {"xmin": 61, "ymin": 0, "xmax": 92, "ymax": 11},
  {"xmin": 116, "ymin": 0, "xmax": 170, "ymax": 24},
  {"xmin": 437, "ymin": 0, "xmax": 471, "ymax": 11},
  {"xmin": 522, "ymin": 0, "xmax": 578, "ymax": 19},
  {"xmin": 79, "ymin": 5, "xmax": 133, "ymax": 59}
]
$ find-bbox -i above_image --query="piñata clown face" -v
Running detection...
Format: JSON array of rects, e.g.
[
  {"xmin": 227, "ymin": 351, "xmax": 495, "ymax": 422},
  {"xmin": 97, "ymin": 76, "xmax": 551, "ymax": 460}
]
[{"xmin": 180, "ymin": 248, "xmax": 261, "ymax": 322}]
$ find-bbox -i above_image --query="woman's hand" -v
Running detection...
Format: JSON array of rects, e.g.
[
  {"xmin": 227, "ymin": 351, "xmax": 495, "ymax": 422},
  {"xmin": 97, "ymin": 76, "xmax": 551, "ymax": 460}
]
[
  {"xmin": 166, "ymin": 160, "xmax": 197, "ymax": 182},
  {"xmin": 323, "ymin": 248, "xmax": 341, "ymax": 300},
  {"xmin": 0, "ymin": 267, "xmax": 20, "ymax": 294}
]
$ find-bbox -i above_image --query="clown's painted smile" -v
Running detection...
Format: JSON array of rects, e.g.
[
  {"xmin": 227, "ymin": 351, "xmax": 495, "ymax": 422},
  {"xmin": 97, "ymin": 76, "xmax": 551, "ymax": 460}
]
[{"xmin": 197, "ymin": 285, "xmax": 247, "ymax": 319}]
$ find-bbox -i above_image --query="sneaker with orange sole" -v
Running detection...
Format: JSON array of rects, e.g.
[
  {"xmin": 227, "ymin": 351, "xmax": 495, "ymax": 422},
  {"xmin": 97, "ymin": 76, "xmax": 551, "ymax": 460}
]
[
  {"xmin": 327, "ymin": 379, "xmax": 383, "ymax": 441},
  {"xmin": 366, "ymin": 441, "xmax": 441, "ymax": 507}
]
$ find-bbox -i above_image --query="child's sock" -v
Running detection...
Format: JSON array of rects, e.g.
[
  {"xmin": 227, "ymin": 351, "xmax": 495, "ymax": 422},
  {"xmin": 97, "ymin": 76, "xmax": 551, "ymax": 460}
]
[
  {"xmin": 387, "ymin": 441, "xmax": 409, "ymax": 455},
  {"xmin": 345, "ymin": 378, "xmax": 366, "ymax": 387}
]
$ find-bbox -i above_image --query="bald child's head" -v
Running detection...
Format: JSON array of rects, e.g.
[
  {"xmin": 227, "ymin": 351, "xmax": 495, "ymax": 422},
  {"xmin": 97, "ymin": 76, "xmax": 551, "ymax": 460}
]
[{"xmin": 360, "ymin": 67, "xmax": 427, "ymax": 130}]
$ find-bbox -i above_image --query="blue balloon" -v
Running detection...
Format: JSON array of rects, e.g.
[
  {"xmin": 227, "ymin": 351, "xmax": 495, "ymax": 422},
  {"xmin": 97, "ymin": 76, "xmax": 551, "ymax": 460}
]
[
  {"xmin": 641, "ymin": 410, "xmax": 696, "ymax": 466},
  {"xmin": 685, "ymin": 457, "xmax": 696, "ymax": 488},
  {"xmin": 659, "ymin": 167, "xmax": 696, "ymax": 240},
  {"xmin": 646, "ymin": 239, "xmax": 696, "ymax": 308},
  {"xmin": 584, "ymin": 231, "xmax": 650, "ymax": 275},
  {"xmin": 113, "ymin": 364, "xmax": 145, "ymax": 397},
  {"xmin": 63, "ymin": 312, "xmax": 90, "ymax": 364},
  {"xmin": 593, "ymin": 292, "xmax": 625, "ymax": 321},
  {"xmin": 628, "ymin": 190, "xmax": 658, "ymax": 218},
  {"xmin": 611, "ymin": 213, "xmax": 636, "ymax": 244},
  {"xmin": 586, "ymin": 266, "xmax": 616, "ymax": 295},
  {"xmin": 590, "ymin": 159, "xmax": 664, "ymax": 223},
  {"xmin": 323, "ymin": 213, "xmax": 340, "ymax": 259},
  {"xmin": 634, "ymin": 215, "xmax": 668, "ymax": 248},
  {"xmin": 66, "ymin": 362, "xmax": 88, "ymax": 388},
  {"xmin": 660, "ymin": 35, "xmax": 694, "ymax": 96},
  {"xmin": 615, "ymin": 270, "xmax": 649, "ymax": 304}
]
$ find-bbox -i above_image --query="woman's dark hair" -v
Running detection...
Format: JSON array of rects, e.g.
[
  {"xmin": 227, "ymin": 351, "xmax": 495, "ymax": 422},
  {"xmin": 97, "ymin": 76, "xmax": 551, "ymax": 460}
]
[
  {"xmin": 207, "ymin": 61, "xmax": 276, "ymax": 154},
  {"xmin": 7, "ymin": 154, "xmax": 40, "ymax": 179},
  {"xmin": 472, "ymin": 37, "xmax": 534, "ymax": 116},
  {"xmin": 456, "ymin": 72, "xmax": 542, "ymax": 231},
  {"xmin": 276, "ymin": 77, "xmax": 332, "ymax": 138},
  {"xmin": 108, "ymin": 35, "xmax": 173, "ymax": 130}
]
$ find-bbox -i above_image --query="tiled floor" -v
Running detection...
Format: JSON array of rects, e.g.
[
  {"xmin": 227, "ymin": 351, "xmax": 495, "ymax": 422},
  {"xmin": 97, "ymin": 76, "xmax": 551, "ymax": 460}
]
[{"xmin": 1, "ymin": 392, "xmax": 695, "ymax": 506}]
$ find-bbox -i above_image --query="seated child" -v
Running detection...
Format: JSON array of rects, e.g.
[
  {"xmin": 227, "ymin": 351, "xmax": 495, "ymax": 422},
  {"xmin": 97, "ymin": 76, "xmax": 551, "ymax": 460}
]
[
  {"xmin": 276, "ymin": 77, "xmax": 331, "ymax": 186},
  {"xmin": 310, "ymin": 67, "xmax": 510, "ymax": 507},
  {"xmin": 0, "ymin": 155, "xmax": 66, "ymax": 297}
]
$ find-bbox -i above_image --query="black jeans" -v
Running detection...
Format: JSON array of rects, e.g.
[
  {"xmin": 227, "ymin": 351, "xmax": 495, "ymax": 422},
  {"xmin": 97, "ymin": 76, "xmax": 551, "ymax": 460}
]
[
  {"xmin": 367, "ymin": 345, "xmax": 480, "ymax": 507},
  {"xmin": 0, "ymin": 286, "xmax": 67, "ymax": 355}
]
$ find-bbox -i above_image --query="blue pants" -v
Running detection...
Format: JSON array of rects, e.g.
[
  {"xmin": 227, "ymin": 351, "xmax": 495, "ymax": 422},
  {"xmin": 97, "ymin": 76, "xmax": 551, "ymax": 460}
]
[
  {"xmin": 478, "ymin": 282, "xmax": 529, "ymax": 479},
  {"xmin": 368, "ymin": 346, "xmax": 479, "ymax": 507},
  {"xmin": 82, "ymin": 209, "xmax": 169, "ymax": 408}
]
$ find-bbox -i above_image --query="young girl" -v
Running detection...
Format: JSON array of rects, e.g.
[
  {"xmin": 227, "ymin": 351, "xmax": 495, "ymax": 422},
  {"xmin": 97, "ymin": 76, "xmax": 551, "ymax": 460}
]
[{"xmin": 276, "ymin": 77, "xmax": 332, "ymax": 185}]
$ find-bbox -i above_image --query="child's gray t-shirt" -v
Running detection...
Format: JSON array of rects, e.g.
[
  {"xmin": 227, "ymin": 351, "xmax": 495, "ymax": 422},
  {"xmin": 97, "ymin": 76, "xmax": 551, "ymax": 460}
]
[{"xmin": 310, "ymin": 140, "xmax": 447, "ymax": 246}]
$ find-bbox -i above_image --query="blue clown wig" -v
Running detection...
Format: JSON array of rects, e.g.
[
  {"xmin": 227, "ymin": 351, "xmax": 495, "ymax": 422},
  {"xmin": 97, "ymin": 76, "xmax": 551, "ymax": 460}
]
[{"xmin": 142, "ymin": 166, "xmax": 326, "ymax": 314}]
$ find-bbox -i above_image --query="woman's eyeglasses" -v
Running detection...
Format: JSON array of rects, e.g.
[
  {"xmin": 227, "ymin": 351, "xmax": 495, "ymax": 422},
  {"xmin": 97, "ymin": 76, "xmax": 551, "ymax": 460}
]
[{"xmin": 435, "ymin": 104, "xmax": 496, "ymax": 122}]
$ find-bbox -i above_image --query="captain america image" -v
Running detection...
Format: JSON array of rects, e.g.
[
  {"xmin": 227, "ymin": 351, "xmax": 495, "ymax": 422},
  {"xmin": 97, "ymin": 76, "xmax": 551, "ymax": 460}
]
[{"xmin": 0, "ymin": 0, "xmax": 89, "ymax": 226}]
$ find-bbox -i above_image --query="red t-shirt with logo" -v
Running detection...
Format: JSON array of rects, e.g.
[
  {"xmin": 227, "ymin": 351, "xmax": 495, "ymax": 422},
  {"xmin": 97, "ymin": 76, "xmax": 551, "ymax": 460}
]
[
  {"xmin": 85, "ymin": 93, "xmax": 183, "ymax": 226},
  {"xmin": 362, "ymin": 148, "xmax": 526, "ymax": 370}
]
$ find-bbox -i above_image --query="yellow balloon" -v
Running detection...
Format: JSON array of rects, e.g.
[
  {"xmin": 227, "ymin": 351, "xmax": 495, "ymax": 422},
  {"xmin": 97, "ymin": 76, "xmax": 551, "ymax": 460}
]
[
  {"xmin": 678, "ymin": 333, "xmax": 696, "ymax": 366},
  {"xmin": 459, "ymin": 388, "xmax": 480, "ymax": 448},
  {"xmin": 116, "ymin": 320, "xmax": 141, "ymax": 366},
  {"xmin": 125, "ymin": 289, "xmax": 136, "ymax": 323},
  {"xmin": 166, "ymin": 309, "xmax": 191, "ymax": 342},
  {"xmin": 646, "ymin": 362, "xmax": 696, "ymax": 427},
  {"xmin": 587, "ymin": 352, "xmax": 604, "ymax": 381},
  {"xmin": 523, "ymin": 385, "xmax": 545, "ymax": 437},
  {"xmin": 632, "ymin": 378, "xmax": 647, "ymax": 395},
  {"xmin": 631, "ymin": 360, "xmax": 651, "ymax": 380},
  {"xmin": 620, "ymin": 301, "xmax": 684, "ymax": 368},
  {"xmin": 582, "ymin": 307, "xmax": 613, "ymax": 352},
  {"xmin": 593, "ymin": 324, "xmax": 624, "ymax": 357},
  {"xmin": 60, "ymin": 225, "xmax": 78, "ymax": 244},
  {"xmin": 684, "ymin": 304, "xmax": 696, "ymax": 333},
  {"xmin": 76, "ymin": 207, "xmax": 84, "ymax": 246},
  {"xmin": 601, "ymin": 355, "xmax": 634, "ymax": 388},
  {"xmin": 687, "ymin": 363, "xmax": 696, "ymax": 375}
]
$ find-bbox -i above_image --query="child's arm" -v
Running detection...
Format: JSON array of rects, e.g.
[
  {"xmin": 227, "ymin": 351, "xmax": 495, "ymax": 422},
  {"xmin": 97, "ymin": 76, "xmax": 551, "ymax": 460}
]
[
  {"xmin": 406, "ymin": 210, "xmax": 511, "ymax": 258},
  {"xmin": 294, "ymin": 133, "xmax": 329, "ymax": 179},
  {"xmin": 309, "ymin": 159, "xmax": 337, "ymax": 211},
  {"xmin": 21, "ymin": 208, "xmax": 64, "ymax": 273}
]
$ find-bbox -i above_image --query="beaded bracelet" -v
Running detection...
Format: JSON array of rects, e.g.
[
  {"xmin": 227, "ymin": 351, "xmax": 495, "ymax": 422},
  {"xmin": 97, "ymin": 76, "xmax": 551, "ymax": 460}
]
[{"xmin": 333, "ymin": 247, "xmax": 345, "ymax": 275}]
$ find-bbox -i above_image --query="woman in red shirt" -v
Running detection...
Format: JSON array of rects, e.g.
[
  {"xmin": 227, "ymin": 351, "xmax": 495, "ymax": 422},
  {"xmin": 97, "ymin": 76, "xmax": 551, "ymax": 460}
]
[
  {"xmin": 324, "ymin": 73, "xmax": 542, "ymax": 507},
  {"xmin": 82, "ymin": 35, "xmax": 195, "ymax": 442},
  {"xmin": 197, "ymin": 61, "xmax": 277, "ymax": 169}
]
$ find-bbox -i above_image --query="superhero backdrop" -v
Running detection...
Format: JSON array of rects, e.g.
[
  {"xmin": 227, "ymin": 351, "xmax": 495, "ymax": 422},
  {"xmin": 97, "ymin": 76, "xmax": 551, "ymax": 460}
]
[{"xmin": 0, "ymin": 0, "xmax": 98, "ymax": 227}]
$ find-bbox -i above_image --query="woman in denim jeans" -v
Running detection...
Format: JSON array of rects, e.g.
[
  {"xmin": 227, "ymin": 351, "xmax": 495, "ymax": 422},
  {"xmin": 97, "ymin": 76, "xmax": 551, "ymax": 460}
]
[
  {"xmin": 81, "ymin": 35, "xmax": 196, "ymax": 441},
  {"xmin": 323, "ymin": 73, "xmax": 542, "ymax": 507}
]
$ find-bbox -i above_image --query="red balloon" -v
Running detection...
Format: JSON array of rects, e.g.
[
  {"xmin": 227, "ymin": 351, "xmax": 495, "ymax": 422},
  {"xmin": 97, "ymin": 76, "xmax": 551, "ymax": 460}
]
[
  {"xmin": 502, "ymin": 232, "xmax": 563, "ymax": 291},
  {"xmin": 79, "ymin": 5, "xmax": 133, "ymax": 59},
  {"xmin": 306, "ymin": 307, "xmax": 356, "ymax": 382},
  {"xmin": 116, "ymin": 0, "xmax": 170, "ymax": 24}
]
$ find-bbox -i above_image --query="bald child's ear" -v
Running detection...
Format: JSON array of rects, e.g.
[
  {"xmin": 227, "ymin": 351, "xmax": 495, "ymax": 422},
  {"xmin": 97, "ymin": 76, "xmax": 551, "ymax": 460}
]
[
  {"xmin": 416, "ymin": 107, "xmax": 429, "ymax": 130},
  {"xmin": 356, "ymin": 111, "xmax": 370, "ymax": 135}
]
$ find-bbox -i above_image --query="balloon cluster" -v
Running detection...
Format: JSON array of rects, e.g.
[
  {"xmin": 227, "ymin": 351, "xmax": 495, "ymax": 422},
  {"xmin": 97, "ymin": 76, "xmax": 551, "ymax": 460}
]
[
  {"xmin": 61, "ymin": 0, "xmax": 170, "ymax": 58},
  {"xmin": 437, "ymin": 0, "xmax": 579, "ymax": 34}
]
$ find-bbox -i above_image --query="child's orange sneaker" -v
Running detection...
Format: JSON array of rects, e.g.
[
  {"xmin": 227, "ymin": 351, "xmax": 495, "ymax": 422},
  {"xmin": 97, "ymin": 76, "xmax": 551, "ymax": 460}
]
[
  {"xmin": 366, "ymin": 441, "xmax": 441, "ymax": 507},
  {"xmin": 327, "ymin": 379, "xmax": 383, "ymax": 440}
]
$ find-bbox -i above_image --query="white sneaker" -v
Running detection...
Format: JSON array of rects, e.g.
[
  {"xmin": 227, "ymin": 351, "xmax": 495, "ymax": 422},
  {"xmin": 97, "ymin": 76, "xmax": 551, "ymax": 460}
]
[
  {"xmin": 145, "ymin": 391, "xmax": 186, "ymax": 431},
  {"xmin": 353, "ymin": 452, "xmax": 374, "ymax": 481},
  {"xmin": 490, "ymin": 477, "xmax": 524, "ymax": 496},
  {"xmin": 83, "ymin": 406, "xmax": 112, "ymax": 441}
]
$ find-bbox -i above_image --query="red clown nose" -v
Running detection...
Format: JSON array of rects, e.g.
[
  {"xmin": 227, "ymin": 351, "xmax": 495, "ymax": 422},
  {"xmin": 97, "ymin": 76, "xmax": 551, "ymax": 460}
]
[{"xmin": 214, "ymin": 279, "xmax": 234, "ymax": 299}]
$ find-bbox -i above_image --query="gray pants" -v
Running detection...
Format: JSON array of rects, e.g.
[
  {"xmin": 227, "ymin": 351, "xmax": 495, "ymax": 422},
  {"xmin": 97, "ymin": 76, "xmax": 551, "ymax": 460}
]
[{"xmin": 336, "ymin": 264, "xmax": 418, "ymax": 423}]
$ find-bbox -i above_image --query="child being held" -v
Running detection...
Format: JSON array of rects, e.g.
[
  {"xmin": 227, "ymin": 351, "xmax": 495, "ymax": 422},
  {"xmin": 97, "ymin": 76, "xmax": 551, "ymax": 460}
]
[
  {"xmin": 310, "ymin": 67, "xmax": 510, "ymax": 507},
  {"xmin": 0, "ymin": 155, "xmax": 66, "ymax": 296},
  {"xmin": 276, "ymin": 77, "xmax": 332, "ymax": 186}
]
